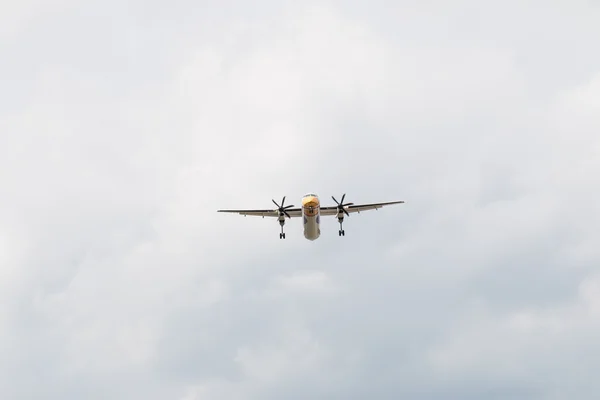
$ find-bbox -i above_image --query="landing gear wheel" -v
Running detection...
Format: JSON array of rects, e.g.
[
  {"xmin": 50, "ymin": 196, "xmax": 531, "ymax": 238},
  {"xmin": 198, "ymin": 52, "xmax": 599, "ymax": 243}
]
[
  {"xmin": 339, "ymin": 230, "xmax": 345, "ymax": 236},
  {"xmin": 280, "ymin": 233, "xmax": 286, "ymax": 239}
]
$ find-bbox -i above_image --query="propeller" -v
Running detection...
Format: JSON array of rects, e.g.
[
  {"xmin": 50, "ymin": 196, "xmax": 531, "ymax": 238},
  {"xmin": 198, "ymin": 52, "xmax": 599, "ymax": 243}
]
[
  {"xmin": 332, "ymin": 194, "xmax": 353, "ymax": 217},
  {"xmin": 272, "ymin": 196, "xmax": 294, "ymax": 219}
]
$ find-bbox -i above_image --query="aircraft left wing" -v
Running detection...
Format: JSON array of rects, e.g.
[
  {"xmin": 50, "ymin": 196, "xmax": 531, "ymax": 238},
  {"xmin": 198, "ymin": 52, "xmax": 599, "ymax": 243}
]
[
  {"xmin": 320, "ymin": 200, "xmax": 404, "ymax": 216},
  {"xmin": 217, "ymin": 208, "xmax": 303, "ymax": 218}
]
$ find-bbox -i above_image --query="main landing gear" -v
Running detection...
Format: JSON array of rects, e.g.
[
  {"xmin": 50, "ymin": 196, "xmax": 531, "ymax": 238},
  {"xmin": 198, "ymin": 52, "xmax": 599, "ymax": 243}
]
[
  {"xmin": 332, "ymin": 194, "xmax": 352, "ymax": 238},
  {"xmin": 338, "ymin": 217, "xmax": 345, "ymax": 236},
  {"xmin": 272, "ymin": 196, "xmax": 293, "ymax": 240},
  {"xmin": 279, "ymin": 220, "xmax": 286, "ymax": 239}
]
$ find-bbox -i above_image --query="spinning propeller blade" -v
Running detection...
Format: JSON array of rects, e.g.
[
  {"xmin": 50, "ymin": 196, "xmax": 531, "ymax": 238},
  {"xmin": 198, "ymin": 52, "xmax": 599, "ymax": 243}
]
[
  {"xmin": 273, "ymin": 196, "xmax": 294, "ymax": 218},
  {"xmin": 332, "ymin": 194, "xmax": 353, "ymax": 217}
]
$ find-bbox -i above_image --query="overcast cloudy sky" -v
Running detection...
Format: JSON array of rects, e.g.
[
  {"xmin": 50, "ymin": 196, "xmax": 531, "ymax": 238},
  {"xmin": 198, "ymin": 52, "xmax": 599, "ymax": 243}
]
[{"xmin": 1, "ymin": 1, "xmax": 600, "ymax": 399}]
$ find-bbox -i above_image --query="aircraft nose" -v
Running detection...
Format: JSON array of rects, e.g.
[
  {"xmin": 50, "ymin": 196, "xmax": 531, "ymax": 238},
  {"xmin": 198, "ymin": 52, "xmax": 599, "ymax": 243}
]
[{"xmin": 302, "ymin": 196, "xmax": 319, "ymax": 207}]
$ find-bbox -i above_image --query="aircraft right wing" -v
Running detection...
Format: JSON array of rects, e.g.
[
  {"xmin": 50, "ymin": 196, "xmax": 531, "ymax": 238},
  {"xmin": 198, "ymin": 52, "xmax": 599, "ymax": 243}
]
[{"xmin": 217, "ymin": 208, "xmax": 303, "ymax": 218}]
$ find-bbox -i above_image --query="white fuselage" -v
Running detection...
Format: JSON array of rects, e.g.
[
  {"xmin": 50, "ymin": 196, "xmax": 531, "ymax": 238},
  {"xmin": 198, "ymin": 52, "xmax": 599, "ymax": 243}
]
[{"xmin": 302, "ymin": 194, "xmax": 321, "ymax": 241}]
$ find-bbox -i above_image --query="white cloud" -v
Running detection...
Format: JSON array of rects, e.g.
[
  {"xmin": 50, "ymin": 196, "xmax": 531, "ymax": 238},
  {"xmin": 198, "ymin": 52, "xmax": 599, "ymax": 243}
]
[
  {"xmin": 1, "ymin": 1, "xmax": 600, "ymax": 399},
  {"xmin": 271, "ymin": 270, "xmax": 337, "ymax": 294},
  {"xmin": 428, "ymin": 273, "xmax": 600, "ymax": 397}
]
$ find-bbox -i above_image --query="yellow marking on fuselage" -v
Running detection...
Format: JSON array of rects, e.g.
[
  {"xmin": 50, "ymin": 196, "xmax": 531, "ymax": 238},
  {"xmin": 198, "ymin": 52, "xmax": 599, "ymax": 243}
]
[{"xmin": 302, "ymin": 196, "xmax": 320, "ymax": 217}]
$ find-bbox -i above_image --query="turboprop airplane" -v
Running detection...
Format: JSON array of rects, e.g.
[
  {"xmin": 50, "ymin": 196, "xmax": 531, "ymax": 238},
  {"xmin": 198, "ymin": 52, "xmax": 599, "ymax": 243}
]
[{"xmin": 218, "ymin": 193, "xmax": 404, "ymax": 240}]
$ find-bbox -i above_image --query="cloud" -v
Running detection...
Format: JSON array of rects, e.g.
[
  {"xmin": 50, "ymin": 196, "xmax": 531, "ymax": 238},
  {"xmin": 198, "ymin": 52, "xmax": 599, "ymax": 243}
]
[
  {"xmin": 1, "ymin": 1, "xmax": 600, "ymax": 399},
  {"xmin": 427, "ymin": 272, "xmax": 600, "ymax": 398}
]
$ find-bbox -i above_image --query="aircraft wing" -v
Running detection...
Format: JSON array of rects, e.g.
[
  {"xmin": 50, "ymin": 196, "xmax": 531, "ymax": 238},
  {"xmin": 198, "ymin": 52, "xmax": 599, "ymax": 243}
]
[
  {"xmin": 217, "ymin": 208, "xmax": 303, "ymax": 218},
  {"xmin": 320, "ymin": 200, "xmax": 404, "ymax": 216}
]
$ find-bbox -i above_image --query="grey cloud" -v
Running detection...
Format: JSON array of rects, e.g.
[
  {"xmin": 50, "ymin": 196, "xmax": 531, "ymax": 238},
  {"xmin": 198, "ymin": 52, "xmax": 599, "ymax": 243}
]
[{"xmin": 1, "ymin": 1, "xmax": 600, "ymax": 399}]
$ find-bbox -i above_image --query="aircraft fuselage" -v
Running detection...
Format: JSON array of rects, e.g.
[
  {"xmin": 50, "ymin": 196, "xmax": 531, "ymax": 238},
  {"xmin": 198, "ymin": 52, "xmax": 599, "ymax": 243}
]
[{"xmin": 302, "ymin": 194, "xmax": 321, "ymax": 241}]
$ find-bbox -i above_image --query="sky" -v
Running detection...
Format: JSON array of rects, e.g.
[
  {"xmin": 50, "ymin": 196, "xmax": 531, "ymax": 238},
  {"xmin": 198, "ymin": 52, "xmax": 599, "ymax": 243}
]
[{"xmin": 1, "ymin": 0, "xmax": 600, "ymax": 399}]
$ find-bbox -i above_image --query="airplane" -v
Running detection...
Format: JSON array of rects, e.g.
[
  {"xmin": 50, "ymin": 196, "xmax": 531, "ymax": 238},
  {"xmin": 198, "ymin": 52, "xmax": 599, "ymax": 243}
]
[{"xmin": 217, "ymin": 193, "xmax": 404, "ymax": 240}]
